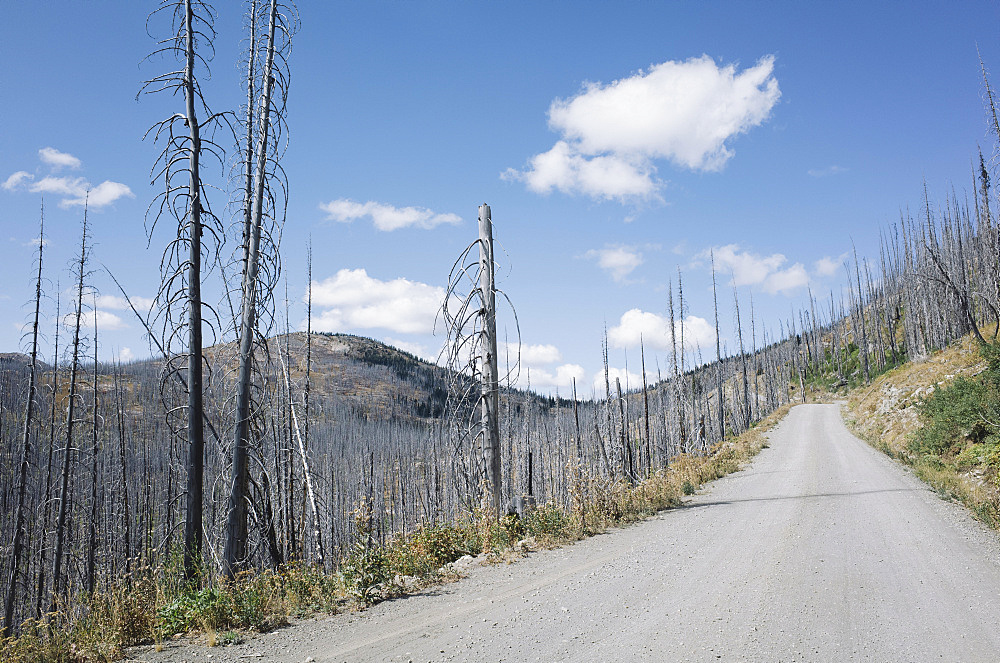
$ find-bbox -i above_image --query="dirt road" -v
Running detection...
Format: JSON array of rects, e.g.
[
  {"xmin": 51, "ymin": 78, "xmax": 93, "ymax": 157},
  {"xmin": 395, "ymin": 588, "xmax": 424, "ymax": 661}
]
[{"xmin": 133, "ymin": 404, "xmax": 1000, "ymax": 662}]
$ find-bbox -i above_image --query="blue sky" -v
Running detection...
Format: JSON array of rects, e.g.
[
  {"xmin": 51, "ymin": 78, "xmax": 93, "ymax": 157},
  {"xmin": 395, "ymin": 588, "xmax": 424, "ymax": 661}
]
[{"xmin": 2, "ymin": 1, "xmax": 999, "ymax": 396}]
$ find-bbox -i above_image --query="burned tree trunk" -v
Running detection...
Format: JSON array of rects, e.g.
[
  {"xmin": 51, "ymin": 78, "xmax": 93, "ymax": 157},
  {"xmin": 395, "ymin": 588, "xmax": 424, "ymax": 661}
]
[
  {"xmin": 478, "ymin": 204, "xmax": 502, "ymax": 516},
  {"xmin": 3, "ymin": 201, "xmax": 45, "ymax": 636},
  {"xmin": 50, "ymin": 201, "xmax": 91, "ymax": 615}
]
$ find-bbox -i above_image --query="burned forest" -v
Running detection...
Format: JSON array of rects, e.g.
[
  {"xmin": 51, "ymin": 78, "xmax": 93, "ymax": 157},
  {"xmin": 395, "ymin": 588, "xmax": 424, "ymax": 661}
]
[{"xmin": 4, "ymin": 2, "xmax": 1000, "ymax": 660}]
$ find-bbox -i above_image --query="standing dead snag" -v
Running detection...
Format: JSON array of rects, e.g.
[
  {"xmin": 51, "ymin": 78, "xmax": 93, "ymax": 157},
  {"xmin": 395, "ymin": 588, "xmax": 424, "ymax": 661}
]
[
  {"xmin": 3, "ymin": 201, "xmax": 45, "ymax": 637},
  {"xmin": 278, "ymin": 350, "xmax": 325, "ymax": 565},
  {"xmin": 223, "ymin": 0, "xmax": 296, "ymax": 579},
  {"xmin": 478, "ymin": 205, "xmax": 502, "ymax": 515},
  {"xmin": 50, "ymin": 200, "xmax": 92, "ymax": 616},
  {"xmin": 440, "ymin": 203, "xmax": 517, "ymax": 517},
  {"xmin": 140, "ymin": 0, "xmax": 226, "ymax": 583}
]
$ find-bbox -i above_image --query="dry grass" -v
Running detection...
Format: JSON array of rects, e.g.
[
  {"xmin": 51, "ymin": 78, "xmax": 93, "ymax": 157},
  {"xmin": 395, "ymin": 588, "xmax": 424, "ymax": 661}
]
[
  {"xmin": 846, "ymin": 332, "xmax": 988, "ymax": 456},
  {"xmin": 844, "ymin": 326, "xmax": 1000, "ymax": 528}
]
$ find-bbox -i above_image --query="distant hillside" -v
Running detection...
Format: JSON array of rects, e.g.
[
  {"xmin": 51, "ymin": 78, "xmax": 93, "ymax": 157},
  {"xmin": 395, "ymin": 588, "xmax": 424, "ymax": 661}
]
[{"xmin": 279, "ymin": 332, "xmax": 452, "ymax": 421}]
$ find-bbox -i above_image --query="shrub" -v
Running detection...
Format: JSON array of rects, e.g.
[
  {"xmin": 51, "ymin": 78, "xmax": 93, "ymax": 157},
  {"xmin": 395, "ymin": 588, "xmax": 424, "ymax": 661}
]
[
  {"xmin": 911, "ymin": 375, "xmax": 991, "ymax": 456},
  {"xmin": 384, "ymin": 523, "xmax": 474, "ymax": 578},
  {"xmin": 157, "ymin": 587, "xmax": 227, "ymax": 637},
  {"xmin": 524, "ymin": 502, "xmax": 570, "ymax": 540},
  {"xmin": 341, "ymin": 543, "xmax": 391, "ymax": 605},
  {"xmin": 279, "ymin": 563, "xmax": 341, "ymax": 615}
]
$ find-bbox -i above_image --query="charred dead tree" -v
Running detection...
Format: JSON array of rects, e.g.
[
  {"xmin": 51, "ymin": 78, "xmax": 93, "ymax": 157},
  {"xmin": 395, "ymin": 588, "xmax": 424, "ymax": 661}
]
[
  {"xmin": 34, "ymin": 289, "xmax": 60, "ymax": 622},
  {"xmin": 223, "ymin": 0, "xmax": 296, "ymax": 578},
  {"xmin": 49, "ymin": 201, "xmax": 91, "ymax": 617},
  {"xmin": 141, "ymin": 0, "xmax": 226, "ymax": 583},
  {"xmin": 3, "ymin": 201, "xmax": 45, "ymax": 636},
  {"xmin": 711, "ymin": 252, "xmax": 725, "ymax": 441},
  {"xmin": 440, "ymin": 203, "xmax": 516, "ymax": 517}
]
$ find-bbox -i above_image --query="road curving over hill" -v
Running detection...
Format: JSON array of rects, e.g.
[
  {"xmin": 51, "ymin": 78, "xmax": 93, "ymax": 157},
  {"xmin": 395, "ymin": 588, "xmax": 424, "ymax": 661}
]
[{"xmin": 135, "ymin": 404, "xmax": 1000, "ymax": 662}]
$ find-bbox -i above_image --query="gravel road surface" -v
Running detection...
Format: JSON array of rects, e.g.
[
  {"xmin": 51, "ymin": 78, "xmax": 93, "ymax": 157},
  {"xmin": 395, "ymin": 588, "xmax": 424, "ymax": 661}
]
[{"xmin": 131, "ymin": 404, "xmax": 1000, "ymax": 662}]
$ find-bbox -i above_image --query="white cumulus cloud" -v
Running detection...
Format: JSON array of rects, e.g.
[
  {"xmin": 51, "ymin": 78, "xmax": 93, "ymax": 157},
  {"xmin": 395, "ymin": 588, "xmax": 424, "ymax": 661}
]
[
  {"xmin": 608, "ymin": 308, "xmax": 716, "ymax": 353},
  {"xmin": 525, "ymin": 363, "xmax": 586, "ymax": 392},
  {"xmin": 2, "ymin": 171, "xmax": 33, "ymax": 191},
  {"xmin": 585, "ymin": 245, "xmax": 644, "ymax": 283},
  {"xmin": 65, "ymin": 181, "xmax": 134, "ymax": 208},
  {"xmin": 707, "ymin": 244, "xmax": 809, "ymax": 295},
  {"xmin": 2, "ymin": 148, "xmax": 132, "ymax": 209},
  {"xmin": 505, "ymin": 55, "xmax": 780, "ymax": 201},
  {"xmin": 813, "ymin": 253, "xmax": 848, "ymax": 278},
  {"xmin": 310, "ymin": 268, "xmax": 445, "ymax": 335},
  {"xmin": 39, "ymin": 147, "xmax": 81, "ymax": 170},
  {"xmin": 7, "ymin": 174, "xmax": 133, "ymax": 209},
  {"xmin": 384, "ymin": 337, "xmax": 431, "ymax": 361},
  {"xmin": 95, "ymin": 310, "xmax": 127, "ymax": 332},
  {"xmin": 505, "ymin": 141, "xmax": 657, "ymax": 201},
  {"xmin": 320, "ymin": 199, "xmax": 461, "ymax": 231},
  {"xmin": 594, "ymin": 366, "xmax": 644, "ymax": 394},
  {"xmin": 502, "ymin": 342, "xmax": 563, "ymax": 365},
  {"xmin": 764, "ymin": 263, "xmax": 809, "ymax": 295},
  {"xmin": 98, "ymin": 294, "xmax": 156, "ymax": 313}
]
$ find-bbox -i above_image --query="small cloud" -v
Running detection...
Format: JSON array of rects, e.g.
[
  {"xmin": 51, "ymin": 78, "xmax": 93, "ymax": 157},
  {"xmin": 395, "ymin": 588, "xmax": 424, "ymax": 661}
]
[
  {"xmin": 65, "ymin": 181, "xmax": 134, "ymax": 208},
  {"xmin": 29, "ymin": 175, "xmax": 87, "ymax": 196},
  {"xmin": 585, "ymin": 244, "xmax": 645, "ymax": 283},
  {"xmin": 4, "ymin": 150, "xmax": 131, "ymax": 208},
  {"xmin": 506, "ymin": 55, "xmax": 780, "ymax": 202},
  {"xmin": 22, "ymin": 175, "xmax": 132, "ymax": 209},
  {"xmin": 594, "ymin": 366, "xmax": 643, "ymax": 394},
  {"xmin": 95, "ymin": 310, "xmax": 127, "ymax": 331},
  {"xmin": 524, "ymin": 363, "xmax": 586, "ymax": 392},
  {"xmin": 608, "ymin": 308, "xmax": 716, "ymax": 352},
  {"xmin": 2, "ymin": 171, "xmax": 33, "ymax": 191},
  {"xmin": 813, "ymin": 253, "xmax": 848, "ymax": 277},
  {"xmin": 763, "ymin": 263, "xmax": 809, "ymax": 295},
  {"xmin": 503, "ymin": 142, "xmax": 659, "ymax": 202},
  {"xmin": 320, "ymin": 199, "xmax": 461, "ymax": 231},
  {"xmin": 310, "ymin": 268, "xmax": 445, "ymax": 335},
  {"xmin": 98, "ymin": 294, "xmax": 155, "ymax": 312},
  {"xmin": 704, "ymin": 243, "xmax": 810, "ymax": 295},
  {"xmin": 709, "ymin": 244, "xmax": 786, "ymax": 287},
  {"xmin": 384, "ymin": 337, "xmax": 431, "ymax": 361},
  {"xmin": 118, "ymin": 347, "xmax": 135, "ymax": 362},
  {"xmin": 39, "ymin": 147, "xmax": 81, "ymax": 170},
  {"xmin": 807, "ymin": 165, "xmax": 848, "ymax": 178},
  {"xmin": 502, "ymin": 342, "xmax": 563, "ymax": 365}
]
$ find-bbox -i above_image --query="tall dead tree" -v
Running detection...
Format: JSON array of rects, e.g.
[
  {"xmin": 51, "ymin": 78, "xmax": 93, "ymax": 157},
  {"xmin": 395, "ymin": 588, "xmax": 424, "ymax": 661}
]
[
  {"xmin": 733, "ymin": 285, "xmax": 751, "ymax": 432},
  {"xmin": 440, "ymin": 203, "xmax": 513, "ymax": 517},
  {"xmin": 711, "ymin": 251, "xmax": 724, "ymax": 440},
  {"xmin": 223, "ymin": 0, "xmax": 295, "ymax": 578},
  {"xmin": 478, "ymin": 205, "xmax": 502, "ymax": 514},
  {"xmin": 50, "ymin": 200, "xmax": 91, "ymax": 615},
  {"xmin": 141, "ymin": 0, "xmax": 225, "ymax": 583},
  {"xmin": 34, "ymin": 288, "xmax": 60, "ymax": 621},
  {"xmin": 3, "ymin": 201, "xmax": 45, "ymax": 636},
  {"xmin": 85, "ymin": 295, "xmax": 101, "ymax": 596}
]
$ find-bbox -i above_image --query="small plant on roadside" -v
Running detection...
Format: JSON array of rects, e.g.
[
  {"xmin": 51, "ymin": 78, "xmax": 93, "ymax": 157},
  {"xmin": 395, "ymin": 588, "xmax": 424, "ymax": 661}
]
[
  {"xmin": 341, "ymin": 542, "xmax": 391, "ymax": 605},
  {"xmin": 384, "ymin": 522, "xmax": 474, "ymax": 578},
  {"xmin": 342, "ymin": 496, "xmax": 391, "ymax": 604},
  {"xmin": 524, "ymin": 501, "xmax": 570, "ymax": 541}
]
